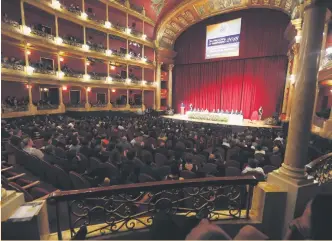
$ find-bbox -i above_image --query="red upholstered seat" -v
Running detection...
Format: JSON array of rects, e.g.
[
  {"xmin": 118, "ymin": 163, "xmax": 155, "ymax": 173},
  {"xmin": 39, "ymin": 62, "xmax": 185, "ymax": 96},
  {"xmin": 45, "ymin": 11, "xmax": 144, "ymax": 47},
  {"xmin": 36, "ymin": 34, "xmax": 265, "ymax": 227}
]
[{"xmin": 251, "ymin": 111, "xmax": 259, "ymax": 121}]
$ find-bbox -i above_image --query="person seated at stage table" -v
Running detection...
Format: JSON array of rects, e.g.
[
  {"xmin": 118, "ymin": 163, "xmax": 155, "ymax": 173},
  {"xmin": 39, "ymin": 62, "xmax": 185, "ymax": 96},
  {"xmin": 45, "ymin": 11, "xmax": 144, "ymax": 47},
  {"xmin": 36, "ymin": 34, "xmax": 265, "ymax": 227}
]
[
  {"xmin": 240, "ymin": 110, "xmax": 243, "ymax": 115},
  {"xmin": 225, "ymin": 109, "xmax": 229, "ymax": 114},
  {"xmin": 205, "ymin": 109, "xmax": 208, "ymax": 112},
  {"xmin": 212, "ymin": 109, "xmax": 215, "ymax": 113},
  {"xmin": 231, "ymin": 109, "xmax": 234, "ymax": 114},
  {"xmin": 235, "ymin": 110, "xmax": 239, "ymax": 114},
  {"xmin": 217, "ymin": 109, "xmax": 220, "ymax": 113}
]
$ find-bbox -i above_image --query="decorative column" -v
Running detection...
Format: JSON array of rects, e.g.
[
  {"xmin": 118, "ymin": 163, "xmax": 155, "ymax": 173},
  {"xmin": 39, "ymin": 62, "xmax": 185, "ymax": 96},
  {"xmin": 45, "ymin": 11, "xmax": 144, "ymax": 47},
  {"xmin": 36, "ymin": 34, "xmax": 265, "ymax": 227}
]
[
  {"xmin": 83, "ymin": 27, "xmax": 86, "ymax": 45},
  {"xmin": 20, "ymin": 0, "xmax": 25, "ymax": 26},
  {"xmin": 281, "ymin": 50, "xmax": 293, "ymax": 115},
  {"xmin": 168, "ymin": 64, "xmax": 174, "ymax": 108},
  {"xmin": 55, "ymin": 16, "xmax": 59, "ymax": 38},
  {"xmin": 82, "ymin": 0, "xmax": 85, "ymax": 12},
  {"xmin": 268, "ymin": 1, "xmax": 326, "ymax": 235},
  {"xmin": 27, "ymin": 84, "xmax": 36, "ymax": 113},
  {"xmin": 85, "ymin": 87, "xmax": 90, "ymax": 109},
  {"xmin": 155, "ymin": 62, "xmax": 162, "ymax": 110},
  {"xmin": 58, "ymin": 86, "xmax": 65, "ymax": 111},
  {"xmin": 107, "ymin": 88, "xmax": 112, "ymax": 109},
  {"xmin": 142, "ymin": 89, "xmax": 145, "ymax": 111},
  {"xmin": 126, "ymin": 89, "xmax": 130, "ymax": 108}
]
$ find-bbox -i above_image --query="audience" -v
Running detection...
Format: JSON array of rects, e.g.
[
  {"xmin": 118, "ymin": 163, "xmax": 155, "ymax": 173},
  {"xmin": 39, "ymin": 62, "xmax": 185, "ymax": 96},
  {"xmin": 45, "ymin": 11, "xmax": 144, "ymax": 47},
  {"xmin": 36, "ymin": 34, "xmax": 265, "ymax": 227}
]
[{"xmin": 22, "ymin": 136, "xmax": 44, "ymax": 160}]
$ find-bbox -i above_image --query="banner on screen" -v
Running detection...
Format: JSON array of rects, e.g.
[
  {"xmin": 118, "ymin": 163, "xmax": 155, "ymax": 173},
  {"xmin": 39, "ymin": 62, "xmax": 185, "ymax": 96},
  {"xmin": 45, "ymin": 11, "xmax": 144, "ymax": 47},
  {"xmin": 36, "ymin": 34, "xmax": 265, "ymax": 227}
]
[{"xmin": 205, "ymin": 18, "xmax": 242, "ymax": 59}]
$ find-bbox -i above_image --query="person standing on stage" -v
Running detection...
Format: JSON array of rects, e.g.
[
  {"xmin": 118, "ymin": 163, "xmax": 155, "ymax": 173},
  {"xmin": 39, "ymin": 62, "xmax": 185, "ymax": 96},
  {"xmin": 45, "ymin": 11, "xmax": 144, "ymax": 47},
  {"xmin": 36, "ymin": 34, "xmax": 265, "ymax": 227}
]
[
  {"xmin": 258, "ymin": 106, "xmax": 263, "ymax": 120},
  {"xmin": 189, "ymin": 103, "xmax": 193, "ymax": 111}
]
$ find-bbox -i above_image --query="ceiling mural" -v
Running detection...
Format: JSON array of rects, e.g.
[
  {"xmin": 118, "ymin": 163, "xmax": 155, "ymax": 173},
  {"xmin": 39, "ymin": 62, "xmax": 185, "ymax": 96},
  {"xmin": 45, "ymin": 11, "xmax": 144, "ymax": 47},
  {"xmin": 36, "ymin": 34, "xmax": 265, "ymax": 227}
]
[
  {"xmin": 151, "ymin": 0, "xmax": 166, "ymax": 16},
  {"xmin": 156, "ymin": 0, "xmax": 298, "ymax": 49}
]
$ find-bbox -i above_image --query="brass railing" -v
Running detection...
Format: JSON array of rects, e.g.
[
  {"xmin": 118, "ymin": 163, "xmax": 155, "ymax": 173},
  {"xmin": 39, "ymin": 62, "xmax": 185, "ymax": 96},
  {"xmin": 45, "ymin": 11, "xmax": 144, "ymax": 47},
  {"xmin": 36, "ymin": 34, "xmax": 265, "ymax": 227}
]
[
  {"xmin": 1, "ymin": 62, "xmax": 25, "ymax": 71},
  {"xmin": 305, "ymin": 152, "xmax": 332, "ymax": 185},
  {"xmin": 48, "ymin": 176, "xmax": 258, "ymax": 240},
  {"xmin": 30, "ymin": 28, "xmax": 55, "ymax": 40}
]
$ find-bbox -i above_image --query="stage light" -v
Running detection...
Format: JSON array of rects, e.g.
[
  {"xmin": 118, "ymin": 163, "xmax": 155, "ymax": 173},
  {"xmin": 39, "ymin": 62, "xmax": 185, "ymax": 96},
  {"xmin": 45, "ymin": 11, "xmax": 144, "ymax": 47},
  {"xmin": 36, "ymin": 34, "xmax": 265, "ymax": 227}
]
[
  {"xmin": 57, "ymin": 71, "xmax": 64, "ymax": 78},
  {"xmin": 26, "ymin": 66, "xmax": 34, "ymax": 75},
  {"xmin": 26, "ymin": 50, "xmax": 31, "ymax": 55},
  {"xmin": 142, "ymin": 34, "xmax": 147, "ymax": 40},
  {"xmin": 55, "ymin": 37, "xmax": 63, "ymax": 45},
  {"xmin": 106, "ymin": 76, "xmax": 112, "ymax": 82},
  {"xmin": 62, "ymin": 85, "xmax": 67, "ymax": 91},
  {"xmin": 110, "ymin": 65, "xmax": 116, "ymax": 70},
  {"xmin": 82, "ymin": 44, "xmax": 90, "ymax": 51},
  {"xmin": 59, "ymin": 57, "xmax": 64, "ymax": 62},
  {"xmin": 126, "ymin": 28, "xmax": 132, "ymax": 34},
  {"xmin": 112, "ymin": 89, "xmax": 116, "ymax": 93},
  {"xmin": 51, "ymin": 0, "xmax": 61, "ymax": 9},
  {"xmin": 105, "ymin": 49, "xmax": 112, "ymax": 56},
  {"xmin": 81, "ymin": 12, "xmax": 88, "ymax": 19},
  {"xmin": 22, "ymin": 25, "xmax": 31, "ymax": 35},
  {"xmin": 83, "ymin": 74, "xmax": 91, "ymax": 81},
  {"xmin": 86, "ymin": 87, "xmax": 91, "ymax": 92},
  {"xmin": 104, "ymin": 21, "xmax": 111, "ymax": 28}
]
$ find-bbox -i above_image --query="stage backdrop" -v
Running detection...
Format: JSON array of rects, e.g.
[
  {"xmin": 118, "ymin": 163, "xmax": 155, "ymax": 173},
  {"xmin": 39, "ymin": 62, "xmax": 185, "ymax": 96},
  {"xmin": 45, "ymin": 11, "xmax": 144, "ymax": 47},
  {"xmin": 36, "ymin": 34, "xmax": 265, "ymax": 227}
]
[{"xmin": 173, "ymin": 9, "xmax": 290, "ymax": 119}]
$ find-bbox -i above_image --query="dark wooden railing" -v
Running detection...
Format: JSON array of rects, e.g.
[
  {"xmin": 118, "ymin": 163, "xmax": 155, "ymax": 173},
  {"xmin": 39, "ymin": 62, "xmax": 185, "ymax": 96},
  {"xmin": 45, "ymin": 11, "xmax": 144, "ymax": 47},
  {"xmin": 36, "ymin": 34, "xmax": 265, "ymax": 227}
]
[
  {"xmin": 48, "ymin": 176, "xmax": 258, "ymax": 240},
  {"xmin": 305, "ymin": 152, "xmax": 332, "ymax": 185}
]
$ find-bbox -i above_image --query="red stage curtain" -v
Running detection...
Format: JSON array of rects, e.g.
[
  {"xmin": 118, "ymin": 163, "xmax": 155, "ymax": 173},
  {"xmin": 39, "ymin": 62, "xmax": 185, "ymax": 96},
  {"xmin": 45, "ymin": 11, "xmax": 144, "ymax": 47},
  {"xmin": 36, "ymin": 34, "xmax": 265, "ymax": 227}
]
[
  {"xmin": 174, "ymin": 56, "xmax": 287, "ymax": 118},
  {"xmin": 173, "ymin": 9, "xmax": 289, "ymax": 119}
]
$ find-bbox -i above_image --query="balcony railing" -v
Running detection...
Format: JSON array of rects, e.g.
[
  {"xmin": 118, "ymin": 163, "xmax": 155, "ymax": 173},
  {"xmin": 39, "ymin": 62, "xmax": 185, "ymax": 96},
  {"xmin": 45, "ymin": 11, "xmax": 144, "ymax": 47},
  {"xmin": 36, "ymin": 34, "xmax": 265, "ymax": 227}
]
[
  {"xmin": 1, "ymin": 62, "xmax": 25, "ymax": 71},
  {"xmin": 2, "ymin": 105, "xmax": 29, "ymax": 113},
  {"xmin": 62, "ymin": 38, "xmax": 84, "ymax": 48},
  {"xmin": 64, "ymin": 72, "xmax": 84, "ymax": 79},
  {"xmin": 66, "ymin": 103, "xmax": 86, "ymax": 108},
  {"xmin": 2, "ymin": 19, "xmax": 20, "ymax": 30},
  {"xmin": 30, "ymin": 28, "xmax": 55, "ymax": 41},
  {"xmin": 89, "ymin": 74, "xmax": 107, "ymax": 81},
  {"xmin": 48, "ymin": 176, "xmax": 258, "ymax": 240},
  {"xmin": 112, "ymin": 104, "xmax": 127, "ymax": 108},
  {"xmin": 89, "ymin": 45, "xmax": 106, "ymax": 53},
  {"xmin": 33, "ymin": 66, "xmax": 56, "ymax": 75},
  {"xmin": 305, "ymin": 152, "xmax": 332, "ymax": 185},
  {"xmin": 36, "ymin": 104, "xmax": 59, "ymax": 110}
]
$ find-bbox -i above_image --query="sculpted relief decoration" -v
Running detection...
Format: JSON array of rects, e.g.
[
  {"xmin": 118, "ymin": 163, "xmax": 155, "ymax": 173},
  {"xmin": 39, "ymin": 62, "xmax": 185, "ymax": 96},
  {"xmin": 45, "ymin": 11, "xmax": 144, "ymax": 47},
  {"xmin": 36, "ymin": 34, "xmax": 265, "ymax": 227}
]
[{"xmin": 158, "ymin": 0, "xmax": 297, "ymax": 49}]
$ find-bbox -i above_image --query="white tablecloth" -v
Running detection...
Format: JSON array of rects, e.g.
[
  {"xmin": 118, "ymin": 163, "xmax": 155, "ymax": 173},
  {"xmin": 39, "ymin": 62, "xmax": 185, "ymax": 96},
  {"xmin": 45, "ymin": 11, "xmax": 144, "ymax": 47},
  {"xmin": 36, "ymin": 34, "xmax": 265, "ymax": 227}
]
[{"xmin": 186, "ymin": 111, "xmax": 243, "ymax": 125}]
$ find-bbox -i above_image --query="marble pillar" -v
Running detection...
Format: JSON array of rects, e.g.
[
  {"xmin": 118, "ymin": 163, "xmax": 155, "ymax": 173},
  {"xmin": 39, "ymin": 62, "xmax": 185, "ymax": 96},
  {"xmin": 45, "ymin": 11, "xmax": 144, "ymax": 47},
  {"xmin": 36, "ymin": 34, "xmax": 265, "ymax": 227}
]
[
  {"xmin": 155, "ymin": 62, "xmax": 162, "ymax": 110},
  {"xmin": 168, "ymin": 64, "xmax": 174, "ymax": 108}
]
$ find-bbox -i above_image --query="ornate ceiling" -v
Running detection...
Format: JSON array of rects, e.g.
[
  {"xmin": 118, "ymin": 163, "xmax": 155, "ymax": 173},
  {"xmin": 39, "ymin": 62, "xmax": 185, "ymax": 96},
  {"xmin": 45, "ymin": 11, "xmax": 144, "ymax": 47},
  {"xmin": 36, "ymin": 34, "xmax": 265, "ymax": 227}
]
[{"xmin": 155, "ymin": 0, "xmax": 299, "ymax": 49}]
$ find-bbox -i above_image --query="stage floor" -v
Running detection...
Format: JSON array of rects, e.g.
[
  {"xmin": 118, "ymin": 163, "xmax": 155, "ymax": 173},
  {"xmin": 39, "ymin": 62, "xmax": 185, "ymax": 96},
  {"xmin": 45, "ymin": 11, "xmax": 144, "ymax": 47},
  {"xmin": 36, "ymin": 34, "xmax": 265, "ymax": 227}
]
[{"xmin": 162, "ymin": 114, "xmax": 281, "ymax": 129}]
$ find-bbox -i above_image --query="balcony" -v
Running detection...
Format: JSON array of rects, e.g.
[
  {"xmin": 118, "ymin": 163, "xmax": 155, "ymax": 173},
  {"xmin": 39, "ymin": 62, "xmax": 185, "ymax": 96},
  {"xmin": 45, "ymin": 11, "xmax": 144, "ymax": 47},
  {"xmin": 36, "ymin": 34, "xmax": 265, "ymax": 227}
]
[
  {"xmin": 1, "ymin": 21, "xmax": 155, "ymax": 69},
  {"xmin": 320, "ymin": 48, "xmax": 332, "ymax": 70}
]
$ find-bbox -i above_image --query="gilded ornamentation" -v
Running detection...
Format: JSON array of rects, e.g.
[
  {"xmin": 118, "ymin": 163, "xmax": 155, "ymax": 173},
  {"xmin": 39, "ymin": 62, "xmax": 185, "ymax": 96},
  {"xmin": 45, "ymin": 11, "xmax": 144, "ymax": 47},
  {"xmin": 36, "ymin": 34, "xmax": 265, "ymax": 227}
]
[
  {"xmin": 164, "ymin": 28, "xmax": 176, "ymax": 37},
  {"xmin": 177, "ymin": 16, "xmax": 188, "ymax": 27},
  {"xmin": 284, "ymin": 0, "xmax": 293, "ymax": 11},
  {"xmin": 162, "ymin": 37, "xmax": 174, "ymax": 45},
  {"xmin": 194, "ymin": 0, "xmax": 241, "ymax": 17},
  {"xmin": 263, "ymin": 0, "xmax": 270, "ymax": 5},
  {"xmin": 170, "ymin": 22, "xmax": 181, "ymax": 32},
  {"xmin": 183, "ymin": 11, "xmax": 195, "ymax": 22},
  {"xmin": 274, "ymin": 0, "xmax": 281, "ymax": 6},
  {"xmin": 151, "ymin": 0, "xmax": 165, "ymax": 16},
  {"xmin": 251, "ymin": 0, "xmax": 259, "ymax": 5}
]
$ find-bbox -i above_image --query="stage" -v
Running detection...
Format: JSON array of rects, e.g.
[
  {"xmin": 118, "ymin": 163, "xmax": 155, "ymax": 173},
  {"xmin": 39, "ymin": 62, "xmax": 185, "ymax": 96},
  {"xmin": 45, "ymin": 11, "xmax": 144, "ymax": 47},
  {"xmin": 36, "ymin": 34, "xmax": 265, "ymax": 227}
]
[{"xmin": 162, "ymin": 114, "xmax": 281, "ymax": 129}]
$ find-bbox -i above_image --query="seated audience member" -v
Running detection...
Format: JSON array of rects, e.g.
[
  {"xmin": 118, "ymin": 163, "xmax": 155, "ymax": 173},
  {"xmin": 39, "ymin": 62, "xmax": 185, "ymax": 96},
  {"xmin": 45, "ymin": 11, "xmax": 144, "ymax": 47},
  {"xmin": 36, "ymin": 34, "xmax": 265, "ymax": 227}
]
[
  {"xmin": 242, "ymin": 158, "xmax": 266, "ymax": 178},
  {"xmin": 254, "ymin": 145, "xmax": 266, "ymax": 155},
  {"xmin": 274, "ymin": 132, "xmax": 284, "ymax": 143},
  {"xmin": 284, "ymin": 193, "xmax": 332, "ymax": 240},
  {"xmin": 179, "ymin": 155, "xmax": 198, "ymax": 172},
  {"xmin": 69, "ymin": 135, "xmax": 81, "ymax": 152},
  {"xmin": 22, "ymin": 137, "xmax": 44, "ymax": 159},
  {"xmin": 166, "ymin": 163, "xmax": 183, "ymax": 180},
  {"xmin": 79, "ymin": 138, "xmax": 93, "ymax": 158}
]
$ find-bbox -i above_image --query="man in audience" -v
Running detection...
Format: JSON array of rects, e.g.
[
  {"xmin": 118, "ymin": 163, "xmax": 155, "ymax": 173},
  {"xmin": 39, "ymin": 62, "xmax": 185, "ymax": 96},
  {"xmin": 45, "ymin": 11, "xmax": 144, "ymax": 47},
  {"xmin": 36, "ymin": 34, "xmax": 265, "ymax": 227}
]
[
  {"xmin": 242, "ymin": 158, "xmax": 266, "ymax": 178},
  {"xmin": 22, "ymin": 136, "xmax": 44, "ymax": 160}
]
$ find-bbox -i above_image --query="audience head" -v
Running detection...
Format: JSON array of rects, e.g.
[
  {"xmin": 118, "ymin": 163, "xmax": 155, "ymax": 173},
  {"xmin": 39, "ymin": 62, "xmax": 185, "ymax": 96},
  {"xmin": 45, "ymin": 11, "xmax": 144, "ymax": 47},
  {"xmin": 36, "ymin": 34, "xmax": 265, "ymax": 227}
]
[{"xmin": 248, "ymin": 158, "xmax": 258, "ymax": 168}]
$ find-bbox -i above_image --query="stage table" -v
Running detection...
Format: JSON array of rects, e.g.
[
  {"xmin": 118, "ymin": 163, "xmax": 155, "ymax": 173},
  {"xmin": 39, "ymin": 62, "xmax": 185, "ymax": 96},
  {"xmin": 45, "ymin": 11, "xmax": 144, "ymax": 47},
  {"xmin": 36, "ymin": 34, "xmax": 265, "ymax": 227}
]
[{"xmin": 186, "ymin": 111, "xmax": 243, "ymax": 125}]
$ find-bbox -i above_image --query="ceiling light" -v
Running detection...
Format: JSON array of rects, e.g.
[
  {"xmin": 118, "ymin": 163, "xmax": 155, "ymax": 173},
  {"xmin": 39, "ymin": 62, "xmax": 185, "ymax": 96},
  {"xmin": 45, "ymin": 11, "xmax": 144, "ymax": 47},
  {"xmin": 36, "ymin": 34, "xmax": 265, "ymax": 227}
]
[{"xmin": 142, "ymin": 80, "xmax": 146, "ymax": 85}]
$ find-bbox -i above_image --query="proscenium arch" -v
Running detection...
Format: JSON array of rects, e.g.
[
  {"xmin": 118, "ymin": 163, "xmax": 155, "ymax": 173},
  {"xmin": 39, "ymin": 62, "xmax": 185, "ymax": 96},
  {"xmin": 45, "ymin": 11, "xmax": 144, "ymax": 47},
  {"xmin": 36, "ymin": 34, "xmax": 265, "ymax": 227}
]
[{"xmin": 156, "ymin": 0, "xmax": 299, "ymax": 50}]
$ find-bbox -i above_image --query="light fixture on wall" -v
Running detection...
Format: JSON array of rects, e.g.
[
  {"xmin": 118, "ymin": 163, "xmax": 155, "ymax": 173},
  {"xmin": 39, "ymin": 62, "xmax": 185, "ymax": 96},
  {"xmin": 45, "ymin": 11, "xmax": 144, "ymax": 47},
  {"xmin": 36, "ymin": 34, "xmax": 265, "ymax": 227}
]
[
  {"xmin": 26, "ymin": 66, "xmax": 34, "ymax": 75},
  {"xmin": 83, "ymin": 74, "xmax": 91, "ymax": 81},
  {"xmin": 126, "ymin": 78, "xmax": 131, "ymax": 84},
  {"xmin": 142, "ymin": 34, "xmax": 147, "ymax": 40},
  {"xmin": 106, "ymin": 76, "xmax": 112, "ymax": 82},
  {"xmin": 141, "ymin": 57, "xmax": 147, "ymax": 62},
  {"xmin": 82, "ymin": 44, "xmax": 90, "ymax": 51},
  {"xmin": 86, "ymin": 87, "xmax": 91, "ymax": 92},
  {"xmin": 22, "ymin": 25, "xmax": 31, "ymax": 35},
  {"xmin": 26, "ymin": 84, "xmax": 31, "ymax": 89},
  {"xmin": 290, "ymin": 74, "xmax": 296, "ymax": 84},
  {"xmin": 326, "ymin": 47, "xmax": 332, "ymax": 55},
  {"xmin": 59, "ymin": 57, "xmax": 64, "ymax": 62},
  {"xmin": 126, "ymin": 28, "xmax": 132, "ymax": 34},
  {"xmin": 81, "ymin": 12, "xmax": 88, "ymax": 19},
  {"xmin": 57, "ymin": 71, "xmax": 64, "ymax": 78},
  {"xmin": 51, "ymin": 0, "xmax": 61, "ymax": 9},
  {"xmin": 26, "ymin": 50, "xmax": 31, "ymax": 55},
  {"xmin": 110, "ymin": 65, "xmax": 116, "ymax": 70},
  {"xmin": 104, "ymin": 21, "xmax": 111, "ymax": 28},
  {"xmin": 142, "ymin": 80, "xmax": 146, "ymax": 85},
  {"xmin": 106, "ymin": 49, "xmax": 112, "ymax": 56},
  {"xmin": 62, "ymin": 85, "xmax": 67, "ymax": 91},
  {"xmin": 126, "ymin": 54, "xmax": 131, "ymax": 59},
  {"xmin": 55, "ymin": 37, "xmax": 63, "ymax": 45},
  {"xmin": 112, "ymin": 89, "xmax": 116, "ymax": 93},
  {"xmin": 86, "ymin": 61, "xmax": 90, "ymax": 66},
  {"xmin": 295, "ymin": 34, "xmax": 302, "ymax": 43}
]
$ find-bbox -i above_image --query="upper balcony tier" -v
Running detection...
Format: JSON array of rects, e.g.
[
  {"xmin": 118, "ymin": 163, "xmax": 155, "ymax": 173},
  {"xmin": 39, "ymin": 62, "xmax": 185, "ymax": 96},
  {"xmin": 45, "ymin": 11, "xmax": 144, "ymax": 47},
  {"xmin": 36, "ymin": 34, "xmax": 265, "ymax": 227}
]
[
  {"xmin": 2, "ymin": 21, "xmax": 155, "ymax": 70},
  {"xmin": 21, "ymin": 0, "xmax": 155, "ymax": 48}
]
